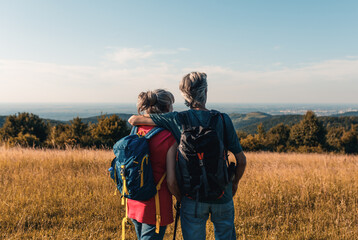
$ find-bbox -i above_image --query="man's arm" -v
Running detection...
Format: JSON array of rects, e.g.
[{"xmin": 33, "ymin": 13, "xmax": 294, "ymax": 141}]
[
  {"xmin": 166, "ymin": 142, "xmax": 181, "ymax": 201},
  {"xmin": 232, "ymin": 151, "xmax": 246, "ymax": 197},
  {"xmin": 128, "ymin": 114, "xmax": 156, "ymax": 126}
]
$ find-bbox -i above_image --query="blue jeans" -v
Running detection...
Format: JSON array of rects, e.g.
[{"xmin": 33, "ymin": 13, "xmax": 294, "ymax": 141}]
[
  {"xmin": 130, "ymin": 219, "xmax": 167, "ymax": 240},
  {"xmin": 180, "ymin": 197, "xmax": 236, "ymax": 240}
]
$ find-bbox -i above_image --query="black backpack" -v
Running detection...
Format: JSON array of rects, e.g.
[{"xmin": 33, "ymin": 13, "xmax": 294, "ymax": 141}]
[{"xmin": 176, "ymin": 110, "xmax": 229, "ymax": 202}]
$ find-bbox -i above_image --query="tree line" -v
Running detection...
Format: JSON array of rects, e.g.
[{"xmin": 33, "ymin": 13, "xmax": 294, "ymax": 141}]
[
  {"xmin": 0, "ymin": 111, "xmax": 357, "ymax": 154},
  {"xmin": 0, "ymin": 113, "xmax": 130, "ymax": 149},
  {"xmin": 239, "ymin": 111, "xmax": 358, "ymax": 154}
]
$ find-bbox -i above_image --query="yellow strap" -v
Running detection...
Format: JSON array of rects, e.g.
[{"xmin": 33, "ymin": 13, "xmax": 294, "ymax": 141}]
[
  {"xmin": 122, "ymin": 198, "xmax": 128, "ymax": 240},
  {"xmin": 122, "ymin": 177, "xmax": 128, "ymax": 195},
  {"xmin": 155, "ymin": 193, "xmax": 161, "ymax": 233},
  {"xmin": 156, "ymin": 173, "xmax": 167, "ymax": 191},
  {"xmin": 121, "ymin": 166, "xmax": 129, "ymax": 195},
  {"xmin": 114, "ymin": 165, "xmax": 118, "ymax": 196},
  {"xmin": 140, "ymin": 155, "xmax": 148, "ymax": 187},
  {"xmin": 154, "ymin": 173, "xmax": 167, "ymax": 234},
  {"xmin": 121, "ymin": 165, "xmax": 128, "ymax": 205}
]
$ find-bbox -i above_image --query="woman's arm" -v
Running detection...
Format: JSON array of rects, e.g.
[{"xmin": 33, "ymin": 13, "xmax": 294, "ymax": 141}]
[
  {"xmin": 166, "ymin": 142, "xmax": 181, "ymax": 201},
  {"xmin": 128, "ymin": 114, "xmax": 156, "ymax": 126}
]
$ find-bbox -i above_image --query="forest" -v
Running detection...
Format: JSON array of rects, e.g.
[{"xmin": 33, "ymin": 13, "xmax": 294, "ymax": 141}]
[{"xmin": 0, "ymin": 111, "xmax": 357, "ymax": 154}]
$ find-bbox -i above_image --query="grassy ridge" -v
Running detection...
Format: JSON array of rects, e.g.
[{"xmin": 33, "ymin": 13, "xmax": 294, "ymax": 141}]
[{"xmin": 0, "ymin": 148, "xmax": 357, "ymax": 239}]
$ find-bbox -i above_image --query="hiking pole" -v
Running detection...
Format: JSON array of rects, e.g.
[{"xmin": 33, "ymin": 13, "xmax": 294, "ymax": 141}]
[{"xmin": 172, "ymin": 201, "xmax": 181, "ymax": 240}]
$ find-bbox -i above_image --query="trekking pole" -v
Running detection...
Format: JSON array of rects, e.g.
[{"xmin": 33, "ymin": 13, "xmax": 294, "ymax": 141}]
[{"xmin": 172, "ymin": 201, "xmax": 181, "ymax": 240}]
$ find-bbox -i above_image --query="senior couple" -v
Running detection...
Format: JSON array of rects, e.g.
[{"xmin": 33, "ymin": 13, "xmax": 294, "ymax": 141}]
[{"xmin": 126, "ymin": 72, "xmax": 246, "ymax": 240}]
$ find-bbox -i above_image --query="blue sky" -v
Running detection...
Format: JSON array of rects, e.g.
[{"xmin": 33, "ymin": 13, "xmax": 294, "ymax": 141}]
[{"xmin": 0, "ymin": 0, "xmax": 357, "ymax": 104}]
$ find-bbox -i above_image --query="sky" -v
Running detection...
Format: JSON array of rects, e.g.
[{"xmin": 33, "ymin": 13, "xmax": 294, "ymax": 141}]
[{"xmin": 0, "ymin": 0, "xmax": 357, "ymax": 104}]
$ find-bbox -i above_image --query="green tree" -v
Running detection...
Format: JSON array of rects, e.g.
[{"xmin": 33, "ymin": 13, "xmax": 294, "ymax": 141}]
[
  {"xmin": 255, "ymin": 123, "xmax": 269, "ymax": 150},
  {"xmin": 11, "ymin": 133, "xmax": 40, "ymax": 147},
  {"xmin": 266, "ymin": 123, "xmax": 290, "ymax": 152},
  {"xmin": 91, "ymin": 115, "xmax": 130, "ymax": 148},
  {"xmin": 341, "ymin": 125, "xmax": 358, "ymax": 154},
  {"xmin": 1, "ymin": 112, "xmax": 49, "ymax": 147},
  {"xmin": 69, "ymin": 117, "xmax": 91, "ymax": 147},
  {"xmin": 47, "ymin": 124, "xmax": 72, "ymax": 148},
  {"xmin": 256, "ymin": 123, "xmax": 266, "ymax": 137},
  {"xmin": 326, "ymin": 127, "xmax": 345, "ymax": 152},
  {"xmin": 240, "ymin": 134, "xmax": 261, "ymax": 151},
  {"xmin": 237, "ymin": 131, "xmax": 248, "ymax": 140},
  {"xmin": 289, "ymin": 111, "xmax": 326, "ymax": 152}
]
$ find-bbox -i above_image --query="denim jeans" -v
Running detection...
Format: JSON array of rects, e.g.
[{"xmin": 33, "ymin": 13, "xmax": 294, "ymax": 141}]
[
  {"xmin": 130, "ymin": 219, "xmax": 167, "ymax": 240},
  {"xmin": 180, "ymin": 197, "xmax": 236, "ymax": 240}
]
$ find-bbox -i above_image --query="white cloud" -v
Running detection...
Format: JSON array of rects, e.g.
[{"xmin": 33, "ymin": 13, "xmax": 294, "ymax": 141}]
[
  {"xmin": 106, "ymin": 47, "xmax": 188, "ymax": 64},
  {"xmin": 197, "ymin": 58, "xmax": 358, "ymax": 103},
  {"xmin": 273, "ymin": 46, "xmax": 281, "ymax": 50},
  {"xmin": 178, "ymin": 48, "xmax": 190, "ymax": 52},
  {"xmin": 1, "ymin": 53, "xmax": 358, "ymax": 104},
  {"xmin": 0, "ymin": 54, "xmax": 181, "ymax": 103},
  {"xmin": 108, "ymin": 48, "xmax": 154, "ymax": 64}
]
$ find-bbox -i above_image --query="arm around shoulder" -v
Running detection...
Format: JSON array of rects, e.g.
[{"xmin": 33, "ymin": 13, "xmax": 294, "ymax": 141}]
[{"xmin": 128, "ymin": 114, "xmax": 155, "ymax": 126}]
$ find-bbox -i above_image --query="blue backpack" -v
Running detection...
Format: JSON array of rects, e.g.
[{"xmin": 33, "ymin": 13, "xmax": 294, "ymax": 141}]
[
  {"xmin": 109, "ymin": 126, "xmax": 167, "ymax": 238},
  {"xmin": 109, "ymin": 126, "xmax": 164, "ymax": 200}
]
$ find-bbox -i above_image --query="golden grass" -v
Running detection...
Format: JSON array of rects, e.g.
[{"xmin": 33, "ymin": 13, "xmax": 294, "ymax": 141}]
[{"xmin": 0, "ymin": 148, "xmax": 357, "ymax": 239}]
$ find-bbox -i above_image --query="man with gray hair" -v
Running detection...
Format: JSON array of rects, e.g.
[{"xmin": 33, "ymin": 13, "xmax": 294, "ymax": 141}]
[{"xmin": 129, "ymin": 72, "xmax": 246, "ymax": 240}]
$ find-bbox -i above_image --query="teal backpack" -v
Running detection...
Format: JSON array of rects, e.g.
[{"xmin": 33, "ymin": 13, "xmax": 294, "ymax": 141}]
[{"xmin": 109, "ymin": 126, "xmax": 167, "ymax": 237}]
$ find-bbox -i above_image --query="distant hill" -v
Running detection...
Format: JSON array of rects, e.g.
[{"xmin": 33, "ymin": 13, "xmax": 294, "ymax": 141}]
[
  {"xmin": 79, "ymin": 113, "xmax": 132, "ymax": 124},
  {"xmin": 239, "ymin": 115, "xmax": 358, "ymax": 134},
  {"xmin": 229, "ymin": 112, "xmax": 271, "ymax": 129},
  {"xmin": 239, "ymin": 114, "xmax": 303, "ymax": 134},
  {"xmin": 1, "ymin": 112, "xmax": 358, "ymax": 134},
  {"xmin": 45, "ymin": 119, "xmax": 67, "ymax": 126},
  {"xmin": 331, "ymin": 111, "xmax": 358, "ymax": 117}
]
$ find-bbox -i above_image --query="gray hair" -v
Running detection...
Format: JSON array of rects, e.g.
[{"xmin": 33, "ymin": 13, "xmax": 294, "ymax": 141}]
[
  {"xmin": 179, "ymin": 72, "xmax": 208, "ymax": 108},
  {"xmin": 137, "ymin": 89, "xmax": 175, "ymax": 114}
]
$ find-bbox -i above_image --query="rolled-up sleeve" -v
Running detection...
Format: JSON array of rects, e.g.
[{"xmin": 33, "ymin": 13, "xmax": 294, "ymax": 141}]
[
  {"xmin": 150, "ymin": 112, "xmax": 182, "ymax": 143},
  {"xmin": 223, "ymin": 113, "xmax": 243, "ymax": 154}
]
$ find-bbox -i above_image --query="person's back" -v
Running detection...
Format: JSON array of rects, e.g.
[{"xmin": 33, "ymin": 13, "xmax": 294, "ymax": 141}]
[
  {"xmin": 126, "ymin": 89, "xmax": 179, "ymax": 240},
  {"xmin": 127, "ymin": 125, "xmax": 175, "ymax": 226},
  {"xmin": 175, "ymin": 110, "xmax": 234, "ymax": 209},
  {"xmin": 129, "ymin": 72, "xmax": 246, "ymax": 240}
]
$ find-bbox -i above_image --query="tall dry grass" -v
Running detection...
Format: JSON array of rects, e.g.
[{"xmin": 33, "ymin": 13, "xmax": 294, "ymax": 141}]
[
  {"xmin": 0, "ymin": 147, "xmax": 357, "ymax": 239},
  {"xmin": 235, "ymin": 152, "xmax": 358, "ymax": 240}
]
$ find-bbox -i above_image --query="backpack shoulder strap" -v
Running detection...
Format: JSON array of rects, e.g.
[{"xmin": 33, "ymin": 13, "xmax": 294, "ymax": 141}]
[
  {"xmin": 178, "ymin": 111, "xmax": 192, "ymax": 130},
  {"xmin": 154, "ymin": 173, "xmax": 167, "ymax": 233},
  {"xmin": 208, "ymin": 110, "xmax": 221, "ymax": 128},
  {"xmin": 130, "ymin": 126, "xmax": 138, "ymax": 135},
  {"xmin": 144, "ymin": 127, "xmax": 164, "ymax": 139},
  {"xmin": 210, "ymin": 110, "xmax": 228, "ymax": 148},
  {"xmin": 219, "ymin": 113, "xmax": 228, "ymax": 149}
]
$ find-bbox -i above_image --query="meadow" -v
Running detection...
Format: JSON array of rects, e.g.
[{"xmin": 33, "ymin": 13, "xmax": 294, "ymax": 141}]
[{"xmin": 0, "ymin": 147, "xmax": 357, "ymax": 239}]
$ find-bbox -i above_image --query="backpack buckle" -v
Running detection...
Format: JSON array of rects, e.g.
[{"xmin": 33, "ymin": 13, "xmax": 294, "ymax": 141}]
[
  {"xmin": 137, "ymin": 131, "xmax": 146, "ymax": 137},
  {"xmin": 120, "ymin": 165, "xmax": 125, "ymax": 175}
]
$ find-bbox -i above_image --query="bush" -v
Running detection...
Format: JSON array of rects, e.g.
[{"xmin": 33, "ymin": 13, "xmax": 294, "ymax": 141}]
[
  {"xmin": 91, "ymin": 115, "xmax": 130, "ymax": 148},
  {"xmin": 1, "ymin": 113, "xmax": 49, "ymax": 147}
]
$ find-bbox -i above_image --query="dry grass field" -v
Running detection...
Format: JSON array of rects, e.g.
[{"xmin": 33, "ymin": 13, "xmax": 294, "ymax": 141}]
[{"xmin": 0, "ymin": 147, "xmax": 357, "ymax": 239}]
